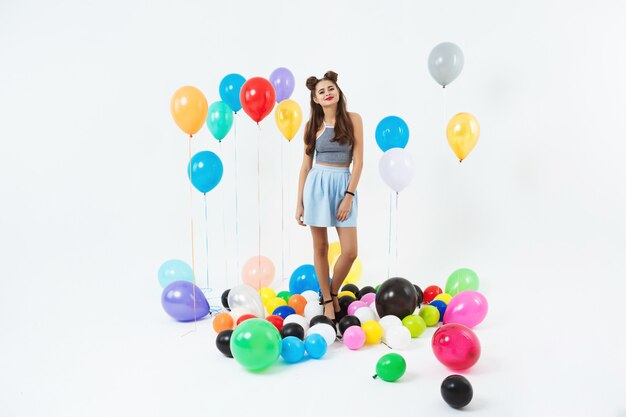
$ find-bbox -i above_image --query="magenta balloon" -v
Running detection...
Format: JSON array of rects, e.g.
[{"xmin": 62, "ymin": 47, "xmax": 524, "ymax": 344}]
[
  {"xmin": 431, "ymin": 323, "xmax": 481, "ymax": 370},
  {"xmin": 443, "ymin": 290, "xmax": 488, "ymax": 328},
  {"xmin": 347, "ymin": 300, "xmax": 367, "ymax": 316}
]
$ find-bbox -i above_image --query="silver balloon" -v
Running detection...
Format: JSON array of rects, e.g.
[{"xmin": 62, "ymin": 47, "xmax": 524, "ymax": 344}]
[
  {"xmin": 428, "ymin": 42, "xmax": 464, "ymax": 87},
  {"xmin": 227, "ymin": 284, "xmax": 264, "ymax": 318}
]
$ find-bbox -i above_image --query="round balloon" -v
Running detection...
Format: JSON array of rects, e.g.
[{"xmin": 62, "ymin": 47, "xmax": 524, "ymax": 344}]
[
  {"xmin": 219, "ymin": 73, "xmax": 246, "ymax": 113},
  {"xmin": 375, "ymin": 277, "xmax": 418, "ymax": 319},
  {"xmin": 379, "ymin": 148, "xmax": 415, "ymax": 193},
  {"xmin": 158, "ymin": 259, "xmax": 193, "ymax": 288},
  {"xmin": 230, "ymin": 318, "xmax": 282, "ymax": 371},
  {"xmin": 428, "ymin": 42, "xmax": 464, "ymax": 88},
  {"xmin": 445, "ymin": 268, "xmax": 480, "ymax": 296},
  {"xmin": 375, "ymin": 116, "xmax": 409, "ymax": 151},
  {"xmin": 170, "ymin": 86, "xmax": 208, "ymax": 136},
  {"xmin": 432, "ymin": 323, "xmax": 481, "ymax": 370},
  {"xmin": 269, "ymin": 67, "xmax": 295, "ymax": 103},
  {"xmin": 289, "ymin": 264, "xmax": 320, "ymax": 294},
  {"xmin": 241, "ymin": 255, "xmax": 275, "ymax": 290},
  {"xmin": 206, "ymin": 101, "xmax": 233, "ymax": 141},
  {"xmin": 161, "ymin": 280, "xmax": 210, "ymax": 322},
  {"xmin": 443, "ymin": 290, "xmax": 488, "ymax": 328},
  {"xmin": 227, "ymin": 284, "xmax": 264, "ymax": 318},
  {"xmin": 441, "ymin": 375, "xmax": 473, "ymax": 409},
  {"xmin": 275, "ymin": 99, "xmax": 302, "ymax": 141},
  {"xmin": 446, "ymin": 113, "xmax": 480, "ymax": 162},
  {"xmin": 240, "ymin": 77, "xmax": 276, "ymax": 123},
  {"xmin": 374, "ymin": 353, "xmax": 406, "ymax": 382},
  {"xmin": 188, "ymin": 151, "xmax": 223, "ymax": 194}
]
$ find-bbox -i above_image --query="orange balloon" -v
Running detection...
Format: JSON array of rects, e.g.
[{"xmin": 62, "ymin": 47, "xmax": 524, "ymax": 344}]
[
  {"xmin": 170, "ymin": 86, "xmax": 208, "ymax": 136},
  {"xmin": 212, "ymin": 312, "xmax": 234, "ymax": 333},
  {"xmin": 242, "ymin": 255, "xmax": 275, "ymax": 290},
  {"xmin": 288, "ymin": 294, "xmax": 307, "ymax": 315}
]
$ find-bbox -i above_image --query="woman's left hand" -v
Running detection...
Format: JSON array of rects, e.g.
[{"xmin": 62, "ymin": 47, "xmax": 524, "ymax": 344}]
[{"xmin": 336, "ymin": 196, "xmax": 353, "ymax": 222}]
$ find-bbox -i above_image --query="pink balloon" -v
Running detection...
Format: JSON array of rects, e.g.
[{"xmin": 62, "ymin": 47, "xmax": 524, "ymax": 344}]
[
  {"xmin": 347, "ymin": 300, "xmax": 367, "ymax": 316},
  {"xmin": 241, "ymin": 256, "xmax": 275, "ymax": 290},
  {"xmin": 443, "ymin": 290, "xmax": 488, "ymax": 328},
  {"xmin": 431, "ymin": 323, "xmax": 481, "ymax": 370},
  {"xmin": 343, "ymin": 326, "xmax": 366, "ymax": 350},
  {"xmin": 360, "ymin": 293, "xmax": 376, "ymax": 306}
]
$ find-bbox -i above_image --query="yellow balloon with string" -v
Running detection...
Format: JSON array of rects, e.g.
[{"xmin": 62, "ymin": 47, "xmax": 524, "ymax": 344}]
[
  {"xmin": 275, "ymin": 99, "xmax": 302, "ymax": 141},
  {"xmin": 446, "ymin": 112, "xmax": 480, "ymax": 162},
  {"xmin": 327, "ymin": 241, "xmax": 363, "ymax": 285}
]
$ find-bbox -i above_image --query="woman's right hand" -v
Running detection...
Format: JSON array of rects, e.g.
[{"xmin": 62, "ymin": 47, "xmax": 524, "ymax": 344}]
[{"xmin": 295, "ymin": 206, "xmax": 305, "ymax": 226}]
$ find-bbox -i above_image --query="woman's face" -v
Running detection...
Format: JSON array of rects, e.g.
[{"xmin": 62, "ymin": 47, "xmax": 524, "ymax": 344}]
[{"xmin": 313, "ymin": 80, "xmax": 339, "ymax": 107}]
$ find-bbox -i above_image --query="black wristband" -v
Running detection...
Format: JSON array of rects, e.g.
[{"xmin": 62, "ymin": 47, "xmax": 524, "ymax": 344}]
[{"xmin": 345, "ymin": 190, "xmax": 355, "ymax": 196}]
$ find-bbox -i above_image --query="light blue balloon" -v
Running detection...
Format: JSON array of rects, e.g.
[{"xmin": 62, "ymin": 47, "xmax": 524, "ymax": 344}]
[
  {"xmin": 188, "ymin": 151, "xmax": 223, "ymax": 194},
  {"xmin": 304, "ymin": 333, "xmax": 327, "ymax": 359},
  {"xmin": 158, "ymin": 259, "xmax": 193, "ymax": 288},
  {"xmin": 375, "ymin": 116, "xmax": 409, "ymax": 152},
  {"xmin": 219, "ymin": 73, "xmax": 246, "ymax": 113},
  {"xmin": 289, "ymin": 264, "xmax": 320, "ymax": 294},
  {"xmin": 281, "ymin": 336, "xmax": 305, "ymax": 364}
]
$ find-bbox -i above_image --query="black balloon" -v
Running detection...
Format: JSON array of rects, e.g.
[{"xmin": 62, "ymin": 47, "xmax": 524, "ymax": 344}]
[
  {"xmin": 215, "ymin": 330, "xmax": 233, "ymax": 358},
  {"xmin": 310, "ymin": 314, "xmax": 337, "ymax": 333},
  {"xmin": 441, "ymin": 375, "xmax": 473, "ymax": 409},
  {"xmin": 338, "ymin": 295, "xmax": 354, "ymax": 312},
  {"xmin": 341, "ymin": 284, "xmax": 360, "ymax": 298},
  {"xmin": 221, "ymin": 289, "xmax": 231, "ymax": 310},
  {"xmin": 338, "ymin": 315, "xmax": 361, "ymax": 336},
  {"xmin": 281, "ymin": 323, "xmax": 305, "ymax": 340},
  {"xmin": 359, "ymin": 286, "xmax": 376, "ymax": 298},
  {"xmin": 413, "ymin": 284, "xmax": 424, "ymax": 307},
  {"xmin": 375, "ymin": 277, "xmax": 418, "ymax": 319}
]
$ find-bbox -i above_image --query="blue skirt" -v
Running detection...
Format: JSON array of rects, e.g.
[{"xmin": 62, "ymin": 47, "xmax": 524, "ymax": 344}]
[{"xmin": 303, "ymin": 164, "xmax": 358, "ymax": 227}]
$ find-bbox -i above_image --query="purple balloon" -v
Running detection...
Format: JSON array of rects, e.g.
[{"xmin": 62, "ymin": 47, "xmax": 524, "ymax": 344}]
[
  {"xmin": 269, "ymin": 67, "xmax": 295, "ymax": 103},
  {"xmin": 161, "ymin": 280, "xmax": 210, "ymax": 322}
]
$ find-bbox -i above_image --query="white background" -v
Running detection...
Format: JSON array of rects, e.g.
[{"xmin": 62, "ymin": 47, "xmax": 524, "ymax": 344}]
[{"xmin": 1, "ymin": 0, "xmax": 625, "ymax": 416}]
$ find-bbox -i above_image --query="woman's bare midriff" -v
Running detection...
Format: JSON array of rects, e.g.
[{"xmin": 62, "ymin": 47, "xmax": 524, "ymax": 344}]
[{"xmin": 316, "ymin": 162, "xmax": 351, "ymax": 167}]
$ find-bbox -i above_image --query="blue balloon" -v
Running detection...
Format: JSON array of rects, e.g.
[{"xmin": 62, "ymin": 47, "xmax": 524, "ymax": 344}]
[
  {"xmin": 289, "ymin": 264, "xmax": 320, "ymax": 294},
  {"xmin": 375, "ymin": 116, "xmax": 410, "ymax": 151},
  {"xmin": 304, "ymin": 333, "xmax": 327, "ymax": 359},
  {"xmin": 188, "ymin": 151, "xmax": 223, "ymax": 194},
  {"xmin": 219, "ymin": 73, "xmax": 246, "ymax": 113},
  {"xmin": 161, "ymin": 280, "xmax": 210, "ymax": 322},
  {"xmin": 158, "ymin": 259, "xmax": 193, "ymax": 288},
  {"xmin": 430, "ymin": 300, "xmax": 448, "ymax": 322},
  {"xmin": 281, "ymin": 336, "xmax": 305, "ymax": 364},
  {"xmin": 273, "ymin": 305, "xmax": 296, "ymax": 320}
]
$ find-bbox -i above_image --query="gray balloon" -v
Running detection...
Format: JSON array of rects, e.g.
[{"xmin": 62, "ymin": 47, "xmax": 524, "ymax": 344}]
[{"xmin": 428, "ymin": 42, "xmax": 464, "ymax": 87}]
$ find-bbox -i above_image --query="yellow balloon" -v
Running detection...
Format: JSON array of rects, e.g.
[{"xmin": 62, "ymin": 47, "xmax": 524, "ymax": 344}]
[
  {"xmin": 337, "ymin": 290, "xmax": 356, "ymax": 299},
  {"xmin": 266, "ymin": 297, "xmax": 287, "ymax": 315},
  {"xmin": 327, "ymin": 241, "xmax": 341, "ymax": 266},
  {"xmin": 328, "ymin": 241, "xmax": 363, "ymax": 285},
  {"xmin": 361, "ymin": 320, "xmax": 383, "ymax": 345},
  {"xmin": 446, "ymin": 112, "xmax": 480, "ymax": 162},
  {"xmin": 433, "ymin": 293, "xmax": 452, "ymax": 304},
  {"xmin": 259, "ymin": 287, "xmax": 276, "ymax": 306},
  {"xmin": 274, "ymin": 99, "xmax": 302, "ymax": 141},
  {"xmin": 170, "ymin": 86, "xmax": 208, "ymax": 137}
]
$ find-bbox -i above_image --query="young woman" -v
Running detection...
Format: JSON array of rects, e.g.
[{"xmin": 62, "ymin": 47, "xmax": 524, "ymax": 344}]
[{"xmin": 295, "ymin": 71, "xmax": 363, "ymax": 321}]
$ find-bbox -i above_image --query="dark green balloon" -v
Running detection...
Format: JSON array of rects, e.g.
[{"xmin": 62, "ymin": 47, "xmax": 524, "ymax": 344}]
[
  {"xmin": 373, "ymin": 353, "xmax": 406, "ymax": 382},
  {"xmin": 230, "ymin": 318, "xmax": 282, "ymax": 371}
]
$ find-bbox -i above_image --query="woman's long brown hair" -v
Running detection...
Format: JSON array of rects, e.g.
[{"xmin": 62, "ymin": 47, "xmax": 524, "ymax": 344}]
[{"xmin": 303, "ymin": 71, "xmax": 354, "ymax": 157}]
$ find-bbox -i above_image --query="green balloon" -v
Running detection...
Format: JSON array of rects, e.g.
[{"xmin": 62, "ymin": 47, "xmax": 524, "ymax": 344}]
[
  {"xmin": 277, "ymin": 291, "xmax": 292, "ymax": 303},
  {"xmin": 418, "ymin": 305, "xmax": 440, "ymax": 326},
  {"xmin": 401, "ymin": 314, "xmax": 426, "ymax": 338},
  {"xmin": 230, "ymin": 318, "xmax": 282, "ymax": 372},
  {"xmin": 373, "ymin": 353, "xmax": 406, "ymax": 382},
  {"xmin": 445, "ymin": 268, "xmax": 480, "ymax": 296},
  {"xmin": 206, "ymin": 101, "xmax": 234, "ymax": 141}
]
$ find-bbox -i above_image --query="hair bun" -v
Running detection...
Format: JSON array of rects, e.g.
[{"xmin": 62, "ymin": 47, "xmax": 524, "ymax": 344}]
[
  {"xmin": 305, "ymin": 76, "xmax": 319, "ymax": 91},
  {"xmin": 323, "ymin": 71, "xmax": 338, "ymax": 82}
]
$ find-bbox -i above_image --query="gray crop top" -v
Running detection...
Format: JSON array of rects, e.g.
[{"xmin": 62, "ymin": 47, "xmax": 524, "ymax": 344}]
[{"xmin": 315, "ymin": 122, "xmax": 353, "ymax": 164}]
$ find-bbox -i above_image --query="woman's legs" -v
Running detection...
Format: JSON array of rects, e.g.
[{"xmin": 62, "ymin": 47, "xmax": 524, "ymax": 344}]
[
  {"xmin": 331, "ymin": 227, "xmax": 358, "ymax": 312},
  {"xmin": 310, "ymin": 226, "xmax": 334, "ymax": 319}
]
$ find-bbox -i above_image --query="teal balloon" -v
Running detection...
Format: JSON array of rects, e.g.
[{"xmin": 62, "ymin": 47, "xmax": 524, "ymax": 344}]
[
  {"xmin": 188, "ymin": 151, "xmax": 223, "ymax": 194},
  {"xmin": 230, "ymin": 318, "xmax": 282, "ymax": 371},
  {"xmin": 445, "ymin": 268, "xmax": 480, "ymax": 296},
  {"xmin": 375, "ymin": 116, "xmax": 409, "ymax": 151},
  {"xmin": 206, "ymin": 101, "xmax": 233, "ymax": 141},
  {"xmin": 219, "ymin": 73, "xmax": 246, "ymax": 113},
  {"xmin": 158, "ymin": 259, "xmax": 193, "ymax": 288}
]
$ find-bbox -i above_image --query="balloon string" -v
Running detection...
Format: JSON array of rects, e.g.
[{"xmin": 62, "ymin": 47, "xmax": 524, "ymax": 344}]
[
  {"xmin": 257, "ymin": 123, "xmax": 262, "ymax": 290},
  {"xmin": 281, "ymin": 136, "xmax": 285, "ymax": 282},
  {"xmin": 443, "ymin": 87, "xmax": 447, "ymax": 132},
  {"xmin": 395, "ymin": 192, "xmax": 399, "ymax": 275},
  {"xmin": 186, "ymin": 136, "xmax": 197, "ymax": 335},
  {"xmin": 233, "ymin": 113, "xmax": 240, "ymax": 287},
  {"xmin": 220, "ymin": 140, "xmax": 229, "ymax": 291},
  {"xmin": 387, "ymin": 191, "xmax": 392, "ymax": 279},
  {"xmin": 203, "ymin": 192, "xmax": 210, "ymax": 293}
]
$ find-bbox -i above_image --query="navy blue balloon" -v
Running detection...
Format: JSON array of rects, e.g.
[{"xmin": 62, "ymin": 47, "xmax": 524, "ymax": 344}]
[
  {"xmin": 430, "ymin": 300, "xmax": 448, "ymax": 322},
  {"xmin": 161, "ymin": 280, "xmax": 210, "ymax": 322},
  {"xmin": 375, "ymin": 116, "xmax": 409, "ymax": 151},
  {"xmin": 219, "ymin": 73, "xmax": 246, "ymax": 113},
  {"xmin": 273, "ymin": 305, "xmax": 296, "ymax": 319},
  {"xmin": 289, "ymin": 264, "xmax": 320, "ymax": 294},
  {"xmin": 188, "ymin": 151, "xmax": 223, "ymax": 194}
]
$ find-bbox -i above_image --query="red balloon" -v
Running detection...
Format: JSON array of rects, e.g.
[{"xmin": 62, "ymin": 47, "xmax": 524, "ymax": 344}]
[
  {"xmin": 423, "ymin": 285, "xmax": 443, "ymax": 304},
  {"xmin": 431, "ymin": 323, "xmax": 481, "ymax": 370},
  {"xmin": 240, "ymin": 77, "xmax": 276, "ymax": 123},
  {"xmin": 265, "ymin": 315, "xmax": 284, "ymax": 332},
  {"xmin": 236, "ymin": 314, "xmax": 257, "ymax": 325}
]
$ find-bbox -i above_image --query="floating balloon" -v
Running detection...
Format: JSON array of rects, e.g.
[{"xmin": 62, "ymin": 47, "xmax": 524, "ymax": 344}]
[
  {"xmin": 241, "ymin": 255, "xmax": 275, "ymax": 290},
  {"xmin": 227, "ymin": 284, "xmax": 264, "ymax": 318},
  {"xmin": 445, "ymin": 268, "xmax": 480, "ymax": 296},
  {"xmin": 269, "ymin": 67, "xmax": 295, "ymax": 102},
  {"xmin": 446, "ymin": 113, "xmax": 480, "ymax": 162},
  {"xmin": 428, "ymin": 42, "xmax": 464, "ymax": 88},
  {"xmin": 373, "ymin": 353, "xmax": 406, "ymax": 382},
  {"xmin": 375, "ymin": 277, "xmax": 418, "ymax": 319},
  {"xmin": 379, "ymin": 148, "xmax": 415, "ymax": 193},
  {"xmin": 275, "ymin": 99, "xmax": 302, "ymax": 141},
  {"xmin": 230, "ymin": 318, "xmax": 282, "ymax": 371},
  {"xmin": 443, "ymin": 290, "xmax": 488, "ymax": 328},
  {"xmin": 219, "ymin": 73, "xmax": 246, "ymax": 113},
  {"xmin": 158, "ymin": 259, "xmax": 193, "ymax": 288},
  {"xmin": 375, "ymin": 116, "xmax": 409, "ymax": 151},
  {"xmin": 161, "ymin": 280, "xmax": 210, "ymax": 322},
  {"xmin": 432, "ymin": 323, "xmax": 481, "ymax": 370},
  {"xmin": 188, "ymin": 151, "xmax": 223, "ymax": 194},
  {"xmin": 170, "ymin": 86, "xmax": 208, "ymax": 136},
  {"xmin": 206, "ymin": 101, "xmax": 233, "ymax": 141},
  {"xmin": 441, "ymin": 375, "xmax": 473, "ymax": 409},
  {"xmin": 240, "ymin": 77, "xmax": 276, "ymax": 123},
  {"xmin": 289, "ymin": 264, "xmax": 320, "ymax": 294}
]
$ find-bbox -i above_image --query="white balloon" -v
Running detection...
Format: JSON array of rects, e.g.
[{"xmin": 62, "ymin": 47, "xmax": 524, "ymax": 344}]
[
  {"xmin": 370, "ymin": 303, "xmax": 381, "ymax": 321},
  {"xmin": 283, "ymin": 314, "xmax": 309, "ymax": 332},
  {"xmin": 301, "ymin": 290, "xmax": 320, "ymax": 305},
  {"xmin": 304, "ymin": 302, "xmax": 323, "ymax": 320},
  {"xmin": 379, "ymin": 148, "xmax": 415, "ymax": 193},
  {"xmin": 384, "ymin": 325, "xmax": 411, "ymax": 349},
  {"xmin": 227, "ymin": 284, "xmax": 264, "ymax": 318},
  {"xmin": 378, "ymin": 315, "xmax": 403, "ymax": 338},
  {"xmin": 354, "ymin": 306, "xmax": 375, "ymax": 324},
  {"xmin": 308, "ymin": 323, "xmax": 336, "ymax": 346}
]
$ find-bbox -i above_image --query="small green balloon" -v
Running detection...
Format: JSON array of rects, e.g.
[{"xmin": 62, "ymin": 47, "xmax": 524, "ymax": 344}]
[
  {"xmin": 206, "ymin": 101, "xmax": 234, "ymax": 141},
  {"xmin": 445, "ymin": 268, "xmax": 479, "ymax": 296},
  {"xmin": 373, "ymin": 353, "xmax": 406, "ymax": 382},
  {"xmin": 230, "ymin": 318, "xmax": 282, "ymax": 372},
  {"xmin": 277, "ymin": 291, "xmax": 292, "ymax": 303},
  {"xmin": 418, "ymin": 305, "xmax": 440, "ymax": 326},
  {"xmin": 401, "ymin": 314, "xmax": 426, "ymax": 338}
]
